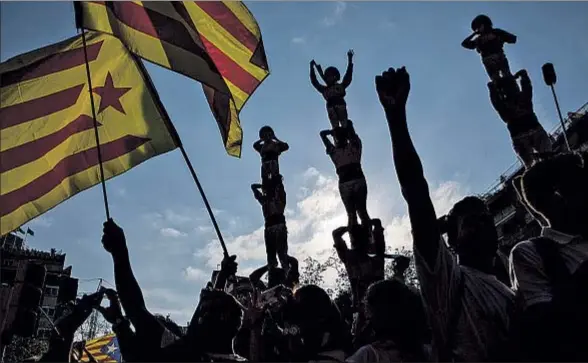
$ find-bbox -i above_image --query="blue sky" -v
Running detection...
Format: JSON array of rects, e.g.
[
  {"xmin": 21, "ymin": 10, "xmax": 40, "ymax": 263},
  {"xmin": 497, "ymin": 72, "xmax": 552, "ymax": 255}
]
[{"xmin": 2, "ymin": 1, "xmax": 587, "ymax": 324}]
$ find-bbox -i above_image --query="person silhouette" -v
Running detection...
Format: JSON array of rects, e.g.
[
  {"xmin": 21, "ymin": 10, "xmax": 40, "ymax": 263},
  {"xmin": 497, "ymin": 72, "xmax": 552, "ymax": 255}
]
[
  {"xmin": 462, "ymin": 15, "xmax": 517, "ymax": 82},
  {"xmin": 251, "ymin": 176, "xmax": 290, "ymax": 274},
  {"xmin": 310, "ymin": 50, "xmax": 354, "ymax": 129},
  {"xmin": 320, "ymin": 121, "xmax": 371, "ymax": 228},
  {"xmin": 253, "ymin": 126, "xmax": 289, "ymax": 185}
]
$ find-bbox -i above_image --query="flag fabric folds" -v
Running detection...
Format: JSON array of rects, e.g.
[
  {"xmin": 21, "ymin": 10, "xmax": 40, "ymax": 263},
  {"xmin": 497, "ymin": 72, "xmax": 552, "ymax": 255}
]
[
  {"xmin": 75, "ymin": 1, "xmax": 270, "ymax": 157},
  {"xmin": 80, "ymin": 334, "xmax": 122, "ymax": 363},
  {"xmin": 0, "ymin": 31, "xmax": 179, "ymax": 236}
]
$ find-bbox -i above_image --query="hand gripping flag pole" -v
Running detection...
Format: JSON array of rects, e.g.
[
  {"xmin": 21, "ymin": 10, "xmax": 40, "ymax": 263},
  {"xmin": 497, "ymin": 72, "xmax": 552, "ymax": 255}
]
[{"xmin": 80, "ymin": 26, "xmax": 111, "ymax": 220}]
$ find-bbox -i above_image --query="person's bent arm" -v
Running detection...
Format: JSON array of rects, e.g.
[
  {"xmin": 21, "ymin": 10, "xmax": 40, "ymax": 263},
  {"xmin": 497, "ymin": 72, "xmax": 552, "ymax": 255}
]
[
  {"xmin": 461, "ymin": 33, "xmax": 477, "ymax": 49},
  {"xmin": 495, "ymin": 28, "xmax": 517, "ymax": 44},
  {"xmin": 253, "ymin": 140, "xmax": 263, "ymax": 153},
  {"xmin": 251, "ymin": 184, "xmax": 264, "ymax": 203},
  {"xmin": 320, "ymin": 130, "xmax": 335, "ymax": 153},
  {"xmin": 249, "ymin": 265, "xmax": 269, "ymax": 285}
]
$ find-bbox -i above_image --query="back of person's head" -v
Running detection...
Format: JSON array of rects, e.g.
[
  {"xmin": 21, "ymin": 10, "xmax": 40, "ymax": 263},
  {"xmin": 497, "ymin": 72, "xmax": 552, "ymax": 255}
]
[
  {"xmin": 154, "ymin": 314, "xmax": 185, "ymax": 338},
  {"xmin": 365, "ymin": 280, "xmax": 427, "ymax": 355},
  {"xmin": 471, "ymin": 14, "xmax": 492, "ymax": 32},
  {"xmin": 522, "ymin": 152, "xmax": 588, "ymax": 236},
  {"xmin": 393, "ymin": 255, "xmax": 411, "ymax": 276},
  {"xmin": 349, "ymin": 224, "xmax": 370, "ymax": 251},
  {"xmin": 259, "ymin": 125, "xmax": 274, "ymax": 140},
  {"xmin": 187, "ymin": 289, "xmax": 243, "ymax": 342},
  {"xmin": 290, "ymin": 285, "xmax": 348, "ymax": 356},
  {"xmin": 324, "ymin": 66, "xmax": 341, "ymax": 85},
  {"xmin": 332, "ymin": 126, "xmax": 348, "ymax": 147},
  {"xmin": 447, "ymin": 196, "xmax": 498, "ymax": 263},
  {"xmin": 268, "ymin": 267, "xmax": 286, "ymax": 288}
]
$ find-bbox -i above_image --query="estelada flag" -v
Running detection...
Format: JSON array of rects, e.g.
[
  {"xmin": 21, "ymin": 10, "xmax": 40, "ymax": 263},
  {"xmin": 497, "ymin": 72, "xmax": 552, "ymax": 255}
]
[
  {"xmin": 80, "ymin": 334, "xmax": 121, "ymax": 363},
  {"xmin": 0, "ymin": 31, "xmax": 179, "ymax": 236},
  {"xmin": 75, "ymin": 1, "xmax": 270, "ymax": 158}
]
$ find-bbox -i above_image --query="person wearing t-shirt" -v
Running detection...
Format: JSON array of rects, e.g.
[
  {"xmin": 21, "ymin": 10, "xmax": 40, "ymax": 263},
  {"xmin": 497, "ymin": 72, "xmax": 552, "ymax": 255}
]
[{"xmin": 376, "ymin": 66, "xmax": 515, "ymax": 361}]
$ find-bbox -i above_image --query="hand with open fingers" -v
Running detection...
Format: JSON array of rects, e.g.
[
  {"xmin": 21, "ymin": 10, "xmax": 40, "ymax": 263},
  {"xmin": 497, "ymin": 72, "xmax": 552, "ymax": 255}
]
[
  {"xmin": 375, "ymin": 66, "xmax": 410, "ymax": 112},
  {"xmin": 221, "ymin": 254, "xmax": 238, "ymax": 276},
  {"xmin": 96, "ymin": 289, "xmax": 124, "ymax": 324},
  {"xmin": 101, "ymin": 218, "xmax": 127, "ymax": 255}
]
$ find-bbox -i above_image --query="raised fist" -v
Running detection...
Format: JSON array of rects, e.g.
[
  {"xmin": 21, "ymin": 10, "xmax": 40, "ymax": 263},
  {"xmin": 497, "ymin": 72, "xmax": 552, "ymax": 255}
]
[
  {"xmin": 375, "ymin": 67, "xmax": 410, "ymax": 111},
  {"xmin": 102, "ymin": 219, "xmax": 127, "ymax": 256},
  {"xmin": 221, "ymin": 254, "xmax": 238, "ymax": 276},
  {"xmin": 347, "ymin": 49, "xmax": 354, "ymax": 58}
]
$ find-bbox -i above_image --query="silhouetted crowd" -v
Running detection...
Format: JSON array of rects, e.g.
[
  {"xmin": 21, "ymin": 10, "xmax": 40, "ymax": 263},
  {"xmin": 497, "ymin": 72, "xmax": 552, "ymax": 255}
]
[{"xmin": 21, "ymin": 59, "xmax": 588, "ymax": 363}]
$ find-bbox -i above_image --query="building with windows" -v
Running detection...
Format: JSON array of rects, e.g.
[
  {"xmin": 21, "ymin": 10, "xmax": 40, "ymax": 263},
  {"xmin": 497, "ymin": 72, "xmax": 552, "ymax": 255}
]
[
  {"xmin": 483, "ymin": 102, "xmax": 588, "ymax": 252},
  {"xmin": 0, "ymin": 233, "xmax": 77, "ymax": 338}
]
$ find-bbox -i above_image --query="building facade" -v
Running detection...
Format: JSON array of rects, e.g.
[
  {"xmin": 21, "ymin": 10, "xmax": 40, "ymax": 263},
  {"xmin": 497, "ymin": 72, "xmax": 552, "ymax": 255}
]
[
  {"xmin": 1, "ymin": 233, "xmax": 78, "ymax": 338},
  {"xmin": 483, "ymin": 102, "xmax": 588, "ymax": 253}
]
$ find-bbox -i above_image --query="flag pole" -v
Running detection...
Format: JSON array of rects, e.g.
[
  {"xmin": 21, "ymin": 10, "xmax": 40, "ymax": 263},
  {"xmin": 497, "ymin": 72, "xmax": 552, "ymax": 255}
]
[
  {"xmin": 178, "ymin": 145, "xmax": 229, "ymax": 258},
  {"xmin": 80, "ymin": 28, "xmax": 110, "ymax": 220}
]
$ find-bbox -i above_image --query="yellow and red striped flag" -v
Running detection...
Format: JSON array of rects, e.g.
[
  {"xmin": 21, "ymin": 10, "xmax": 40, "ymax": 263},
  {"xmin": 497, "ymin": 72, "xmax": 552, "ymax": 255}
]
[
  {"xmin": 79, "ymin": 334, "xmax": 121, "ymax": 363},
  {"xmin": 0, "ymin": 31, "xmax": 179, "ymax": 236},
  {"xmin": 75, "ymin": 1, "xmax": 270, "ymax": 158}
]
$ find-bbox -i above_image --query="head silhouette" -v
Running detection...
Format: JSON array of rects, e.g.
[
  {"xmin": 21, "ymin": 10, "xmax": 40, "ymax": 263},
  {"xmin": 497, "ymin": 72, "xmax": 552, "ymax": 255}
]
[
  {"xmin": 364, "ymin": 280, "xmax": 427, "ymax": 354},
  {"xmin": 288, "ymin": 285, "xmax": 346, "ymax": 358},
  {"xmin": 324, "ymin": 66, "xmax": 341, "ymax": 86},
  {"xmin": 521, "ymin": 152, "xmax": 588, "ymax": 237},
  {"xmin": 447, "ymin": 196, "xmax": 498, "ymax": 270},
  {"xmin": 259, "ymin": 125, "xmax": 275, "ymax": 141},
  {"xmin": 471, "ymin": 14, "xmax": 493, "ymax": 33},
  {"xmin": 349, "ymin": 224, "xmax": 370, "ymax": 252},
  {"xmin": 187, "ymin": 289, "xmax": 243, "ymax": 346},
  {"xmin": 332, "ymin": 126, "xmax": 348, "ymax": 147}
]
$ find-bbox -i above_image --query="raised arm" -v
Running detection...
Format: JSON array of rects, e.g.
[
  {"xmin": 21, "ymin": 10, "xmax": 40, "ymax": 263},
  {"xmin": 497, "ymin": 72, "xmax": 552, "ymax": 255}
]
[
  {"xmin": 375, "ymin": 67, "xmax": 440, "ymax": 266},
  {"xmin": 341, "ymin": 50, "xmax": 354, "ymax": 88},
  {"xmin": 319, "ymin": 129, "xmax": 335, "ymax": 153},
  {"xmin": 251, "ymin": 183, "xmax": 264, "ymax": 203},
  {"xmin": 332, "ymin": 226, "xmax": 349, "ymax": 263},
  {"xmin": 495, "ymin": 28, "xmax": 517, "ymax": 44},
  {"xmin": 316, "ymin": 64, "xmax": 327, "ymax": 82},
  {"xmin": 102, "ymin": 220, "xmax": 159, "ymax": 333},
  {"xmin": 461, "ymin": 32, "xmax": 477, "ymax": 50},
  {"xmin": 249, "ymin": 265, "xmax": 269, "ymax": 285},
  {"xmin": 310, "ymin": 60, "xmax": 326, "ymax": 93}
]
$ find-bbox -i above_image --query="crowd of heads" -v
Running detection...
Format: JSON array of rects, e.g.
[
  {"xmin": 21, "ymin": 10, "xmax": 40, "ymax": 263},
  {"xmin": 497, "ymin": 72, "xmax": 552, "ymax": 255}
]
[{"xmin": 7, "ymin": 13, "xmax": 588, "ymax": 363}]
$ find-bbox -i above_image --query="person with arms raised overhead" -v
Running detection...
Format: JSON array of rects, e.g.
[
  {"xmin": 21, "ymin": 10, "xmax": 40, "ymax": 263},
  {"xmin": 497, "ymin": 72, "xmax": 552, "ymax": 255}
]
[
  {"xmin": 252, "ymin": 176, "xmax": 290, "ymax": 274},
  {"xmin": 253, "ymin": 126, "xmax": 289, "ymax": 185},
  {"xmin": 321, "ymin": 121, "xmax": 371, "ymax": 230},
  {"xmin": 376, "ymin": 66, "xmax": 515, "ymax": 361},
  {"xmin": 310, "ymin": 50, "xmax": 354, "ymax": 129},
  {"xmin": 510, "ymin": 151, "xmax": 588, "ymax": 361},
  {"xmin": 488, "ymin": 69, "xmax": 553, "ymax": 168},
  {"xmin": 462, "ymin": 15, "xmax": 517, "ymax": 82}
]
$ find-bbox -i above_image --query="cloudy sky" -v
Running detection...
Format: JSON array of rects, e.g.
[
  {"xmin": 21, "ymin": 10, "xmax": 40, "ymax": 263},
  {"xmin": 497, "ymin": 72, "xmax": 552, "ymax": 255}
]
[{"xmin": 2, "ymin": 1, "xmax": 587, "ymax": 324}]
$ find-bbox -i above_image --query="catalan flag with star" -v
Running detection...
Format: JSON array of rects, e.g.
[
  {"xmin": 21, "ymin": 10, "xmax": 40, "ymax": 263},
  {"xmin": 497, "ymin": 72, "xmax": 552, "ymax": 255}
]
[
  {"xmin": 75, "ymin": 1, "xmax": 270, "ymax": 158},
  {"xmin": 0, "ymin": 31, "xmax": 179, "ymax": 236},
  {"xmin": 80, "ymin": 334, "xmax": 121, "ymax": 363}
]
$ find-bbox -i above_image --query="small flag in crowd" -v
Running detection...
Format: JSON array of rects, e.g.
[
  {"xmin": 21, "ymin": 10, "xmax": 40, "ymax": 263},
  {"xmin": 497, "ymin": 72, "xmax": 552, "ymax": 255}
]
[
  {"xmin": 75, "ymin": 1, "xmax": 270, "ymax": 157},
  {"xmin": 80, "ymin": 334, "xmax": 121, "ymax": 363},
  {"xmin": 0, "ymin": 31, "xmax": 179, "ymax": 236}
]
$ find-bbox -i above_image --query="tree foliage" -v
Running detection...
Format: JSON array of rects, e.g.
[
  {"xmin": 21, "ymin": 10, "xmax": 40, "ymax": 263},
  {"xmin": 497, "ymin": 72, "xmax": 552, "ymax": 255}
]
[{"xmin": 299, "ymin": 246, "xmax": 419, "ymax": 299}]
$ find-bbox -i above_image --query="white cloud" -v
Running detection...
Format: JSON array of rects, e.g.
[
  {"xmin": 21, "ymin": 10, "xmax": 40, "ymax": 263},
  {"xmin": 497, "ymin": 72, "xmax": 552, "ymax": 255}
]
[
  {"xmin": 183, "ymin": 266, "xmax": 208, "ymax": 282},
  {"xmin": 160, "ymin": 227, "xmax": 187, "ymax": 238},
  {"xmin": 193, "ymin": 167, "xmax": 468, "ymax": 288},
  {"xmin": 322, "ymin": 1, "xmax": 347, "ymax": 27},
  {"xmin": 291, "ymin": 37, "xmax": 306, "ymax": 44}
]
